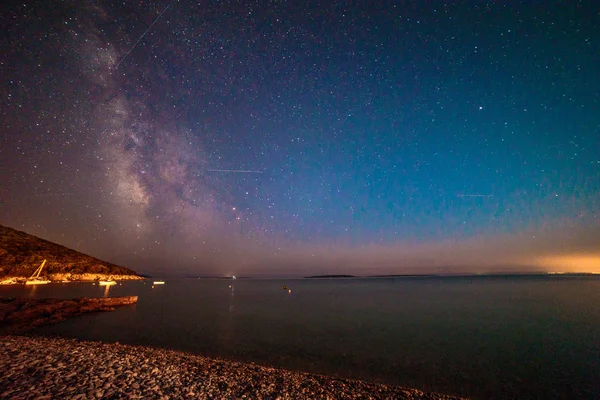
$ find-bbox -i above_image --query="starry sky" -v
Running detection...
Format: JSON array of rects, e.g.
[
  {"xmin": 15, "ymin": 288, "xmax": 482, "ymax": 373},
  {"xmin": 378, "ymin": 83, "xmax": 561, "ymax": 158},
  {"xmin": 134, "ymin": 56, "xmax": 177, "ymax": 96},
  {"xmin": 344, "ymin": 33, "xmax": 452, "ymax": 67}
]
[{"xmin": 1, "ymin": 1, "xmax": 599, "ymax": 277}]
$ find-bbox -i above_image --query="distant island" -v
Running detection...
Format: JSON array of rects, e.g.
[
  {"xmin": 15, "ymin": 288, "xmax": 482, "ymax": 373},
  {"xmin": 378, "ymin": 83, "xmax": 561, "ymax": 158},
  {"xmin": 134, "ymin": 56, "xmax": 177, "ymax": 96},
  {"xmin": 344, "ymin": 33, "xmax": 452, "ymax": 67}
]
[
  {"xmin": 367, "ymin": 272, "xmax": 600, "ymax": 278},
  {"xmin": 305, "ymin": 273, "xmax": 600, "ymax": 280},
  {"xmin": 0, "ymin": 224, "xmax": 142, "ymax": 283}
]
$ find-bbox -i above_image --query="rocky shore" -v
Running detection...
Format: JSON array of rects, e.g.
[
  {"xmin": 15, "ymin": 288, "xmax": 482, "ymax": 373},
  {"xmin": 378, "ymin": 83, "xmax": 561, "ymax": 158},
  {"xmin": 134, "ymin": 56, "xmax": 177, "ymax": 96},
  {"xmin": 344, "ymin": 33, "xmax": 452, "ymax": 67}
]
[
  {"xmin": 50, "ymin": 273, "xmax": 144, "ymax": 282},
  {"xmin": 0, "ymin": 274, "xmax": 144, "ymax": 284},
  {"xmin": 0, "ymin": 297, "xmax": 138, "ymax": 335},
  {"xmin": 0, "ymin": 336, "xmax": 466, "ymax": 399}
]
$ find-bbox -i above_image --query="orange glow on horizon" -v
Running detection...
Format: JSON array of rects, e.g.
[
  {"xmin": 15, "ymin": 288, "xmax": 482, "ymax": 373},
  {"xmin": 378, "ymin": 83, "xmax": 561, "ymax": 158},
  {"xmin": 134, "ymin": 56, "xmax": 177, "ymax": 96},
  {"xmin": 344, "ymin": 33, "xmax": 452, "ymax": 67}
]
[{"xmin": 533, "ymin": 255, "xmax": 600, "ymax": 273}]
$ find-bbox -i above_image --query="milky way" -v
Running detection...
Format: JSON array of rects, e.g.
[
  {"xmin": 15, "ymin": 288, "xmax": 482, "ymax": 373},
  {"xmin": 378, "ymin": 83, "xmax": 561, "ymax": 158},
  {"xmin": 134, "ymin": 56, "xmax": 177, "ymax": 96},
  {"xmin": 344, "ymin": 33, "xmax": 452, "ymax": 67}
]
[{"xmin": 1, "ymin": 1, "xmax": 599, "ymax": 276}]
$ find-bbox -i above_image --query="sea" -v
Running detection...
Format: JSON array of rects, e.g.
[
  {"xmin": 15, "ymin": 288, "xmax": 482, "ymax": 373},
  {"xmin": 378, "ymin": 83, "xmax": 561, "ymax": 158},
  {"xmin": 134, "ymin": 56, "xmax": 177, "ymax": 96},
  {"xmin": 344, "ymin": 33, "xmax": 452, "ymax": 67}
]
[{"xmin": 2, "ymin": 275, "xmax": 599, "ymax": 399}]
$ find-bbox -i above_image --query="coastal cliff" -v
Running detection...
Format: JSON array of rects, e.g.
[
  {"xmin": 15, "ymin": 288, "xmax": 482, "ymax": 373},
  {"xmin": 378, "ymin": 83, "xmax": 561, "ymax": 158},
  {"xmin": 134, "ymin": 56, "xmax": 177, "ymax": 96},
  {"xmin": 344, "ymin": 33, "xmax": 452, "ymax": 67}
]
[{"xmin": 0, "ymin": 224, "xmax": 142, "ymax": 281}]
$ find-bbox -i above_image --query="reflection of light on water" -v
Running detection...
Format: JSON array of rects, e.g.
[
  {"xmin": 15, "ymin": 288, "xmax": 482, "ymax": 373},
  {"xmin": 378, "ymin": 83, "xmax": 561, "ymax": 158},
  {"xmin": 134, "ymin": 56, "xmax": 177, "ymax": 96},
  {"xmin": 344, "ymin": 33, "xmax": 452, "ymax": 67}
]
[
  {"xmin": 229, "ymin": 282, "xmax": 235, "ymax": 312},
  {"xmin": 103, "ymin": 284, "xmax": 110, "ymax": 298},
  {"xmin": 27, "ymin": 284, "xmax": 38, "ymax": 298}
]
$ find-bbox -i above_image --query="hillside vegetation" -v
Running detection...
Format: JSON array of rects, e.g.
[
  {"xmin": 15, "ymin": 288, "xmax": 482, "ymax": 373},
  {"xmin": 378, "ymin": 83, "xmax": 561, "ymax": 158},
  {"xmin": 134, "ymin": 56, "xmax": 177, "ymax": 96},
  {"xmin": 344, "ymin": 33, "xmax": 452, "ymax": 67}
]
[{"xmin": 0, "ymin": 224, "xmax": 138, "ymax": 277}]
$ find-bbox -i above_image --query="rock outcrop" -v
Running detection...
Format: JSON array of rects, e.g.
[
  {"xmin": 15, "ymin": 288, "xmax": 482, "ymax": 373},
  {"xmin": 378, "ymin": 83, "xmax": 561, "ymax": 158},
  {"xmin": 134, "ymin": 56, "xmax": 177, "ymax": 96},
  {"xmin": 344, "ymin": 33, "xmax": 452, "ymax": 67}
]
[{"xmin": 0, "ymin": 297, "xmax": 138, "ymax": 334}]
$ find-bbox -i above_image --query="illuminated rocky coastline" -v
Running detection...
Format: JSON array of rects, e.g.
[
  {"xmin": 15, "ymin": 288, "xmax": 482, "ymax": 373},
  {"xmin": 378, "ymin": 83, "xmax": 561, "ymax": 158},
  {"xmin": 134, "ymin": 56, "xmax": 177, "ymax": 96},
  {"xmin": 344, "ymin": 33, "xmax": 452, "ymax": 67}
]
[
  {"xmin": 0, "ymin": 273, "xmax": 143, "ymax": 285},
  {"xmin": 0, "ymin": 224, "xmax": 143, "ymax": 285}
]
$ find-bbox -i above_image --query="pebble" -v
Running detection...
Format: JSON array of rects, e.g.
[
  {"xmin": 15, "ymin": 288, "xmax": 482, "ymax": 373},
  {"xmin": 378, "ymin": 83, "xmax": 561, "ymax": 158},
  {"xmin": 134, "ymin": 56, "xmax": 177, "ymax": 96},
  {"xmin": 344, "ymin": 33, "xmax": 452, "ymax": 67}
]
[{"xmin": 0, "ymin": 336, "xmax": 467, "ymax": 399}]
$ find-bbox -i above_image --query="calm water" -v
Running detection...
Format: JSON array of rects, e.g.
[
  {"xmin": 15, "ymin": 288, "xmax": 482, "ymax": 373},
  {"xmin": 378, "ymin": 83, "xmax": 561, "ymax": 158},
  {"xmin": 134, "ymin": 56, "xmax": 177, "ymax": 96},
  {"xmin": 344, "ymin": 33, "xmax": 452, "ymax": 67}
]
[{"xmin": 2, "ymin": 276, "xmax": 599, "ymax": 399}]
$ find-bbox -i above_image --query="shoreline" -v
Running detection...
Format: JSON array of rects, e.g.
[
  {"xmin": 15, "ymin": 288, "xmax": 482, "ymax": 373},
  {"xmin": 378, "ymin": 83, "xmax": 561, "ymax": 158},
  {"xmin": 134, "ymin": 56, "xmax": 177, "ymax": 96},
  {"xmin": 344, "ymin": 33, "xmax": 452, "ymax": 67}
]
[
  {"xmin": 0, "ymin": 335, "xmax": 467, "ymax": 399},
  {"xmin": 0, "ymin": 274, "xmax": 144, "ymax": 285}
]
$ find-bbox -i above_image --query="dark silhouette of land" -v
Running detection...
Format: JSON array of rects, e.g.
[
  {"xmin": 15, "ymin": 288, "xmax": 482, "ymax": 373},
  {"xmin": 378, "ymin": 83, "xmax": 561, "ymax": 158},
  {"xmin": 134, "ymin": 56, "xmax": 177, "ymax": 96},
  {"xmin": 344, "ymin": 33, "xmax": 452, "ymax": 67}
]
[{"xmin": 0, "ymin": 296, "xmax": 138, "ymax": 334}]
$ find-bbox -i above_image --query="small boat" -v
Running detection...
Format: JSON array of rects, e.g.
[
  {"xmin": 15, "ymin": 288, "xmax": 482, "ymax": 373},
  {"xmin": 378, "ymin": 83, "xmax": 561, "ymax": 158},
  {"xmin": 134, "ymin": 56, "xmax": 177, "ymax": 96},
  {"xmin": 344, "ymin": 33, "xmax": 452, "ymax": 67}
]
[
  {"xmin": 98, "ymin": 280, "xmax": 117, "ymax": 286},
  {"xmin": 25, "ymin": 260, "xmax": 51, "ymax": 285},
  {"xmin": 153, "ymin": 281, "xmax": 165, "ymax": 285}
]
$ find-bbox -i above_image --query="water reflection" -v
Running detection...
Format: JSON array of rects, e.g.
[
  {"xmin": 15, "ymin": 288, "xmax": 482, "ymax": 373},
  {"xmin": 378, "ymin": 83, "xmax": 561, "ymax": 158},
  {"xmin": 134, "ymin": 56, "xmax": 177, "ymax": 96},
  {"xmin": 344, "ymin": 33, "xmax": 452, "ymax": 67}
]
[
  {"xmin": 26, "ymin": 284, "xmax": 38, "ymax": 298},
  {"xmin": 229, "ymin": 282, "xmax": 235, "ymax": 313}
]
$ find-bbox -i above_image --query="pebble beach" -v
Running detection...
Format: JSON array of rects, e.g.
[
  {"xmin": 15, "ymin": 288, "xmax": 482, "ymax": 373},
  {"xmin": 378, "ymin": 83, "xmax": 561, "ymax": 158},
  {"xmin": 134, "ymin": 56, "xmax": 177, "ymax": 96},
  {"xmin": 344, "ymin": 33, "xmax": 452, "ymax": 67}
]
[{"xmin": 0, "ymin": 335, "xmax": 466, "ymax": 399}]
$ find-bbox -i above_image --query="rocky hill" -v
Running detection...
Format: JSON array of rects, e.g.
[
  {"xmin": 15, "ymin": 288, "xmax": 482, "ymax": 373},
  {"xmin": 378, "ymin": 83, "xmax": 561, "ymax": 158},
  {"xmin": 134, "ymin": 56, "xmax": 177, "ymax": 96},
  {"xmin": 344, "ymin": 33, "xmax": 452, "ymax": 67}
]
[{"xmin": 0, "ymin": 224, "xmax": 139, "ymax": 279}]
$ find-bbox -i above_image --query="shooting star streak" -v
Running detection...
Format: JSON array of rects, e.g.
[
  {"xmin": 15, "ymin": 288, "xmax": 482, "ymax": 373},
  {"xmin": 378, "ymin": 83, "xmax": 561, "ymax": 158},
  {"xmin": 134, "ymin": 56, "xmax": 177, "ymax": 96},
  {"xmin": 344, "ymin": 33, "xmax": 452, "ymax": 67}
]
[
  {"xmin": 115, "ymin": 1, "xmax": 174, "ymax": 69},
  {"xmin": 34, "ymin": 193, "xmax": 75, "ymax": 197},
  {"xmin": 207, "ymin": 169, "xmax": 263, "ymax": 173}
]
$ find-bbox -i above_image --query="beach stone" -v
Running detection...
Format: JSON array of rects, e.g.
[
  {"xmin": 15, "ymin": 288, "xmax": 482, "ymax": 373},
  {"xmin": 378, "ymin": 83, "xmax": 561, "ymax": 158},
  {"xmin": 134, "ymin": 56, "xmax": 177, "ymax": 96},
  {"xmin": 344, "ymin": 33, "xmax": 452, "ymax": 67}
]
[{"xmin": 0, "ymin": 336, "xmax": 466, "ymax": 400}]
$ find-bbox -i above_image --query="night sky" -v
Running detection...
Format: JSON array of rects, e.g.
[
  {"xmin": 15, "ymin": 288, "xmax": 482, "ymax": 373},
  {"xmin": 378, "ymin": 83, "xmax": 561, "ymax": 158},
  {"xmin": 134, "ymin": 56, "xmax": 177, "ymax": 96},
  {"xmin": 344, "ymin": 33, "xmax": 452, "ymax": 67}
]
[{"xmin": 1, "ymin": 1, "xmax": 599, "ymax": 277}]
